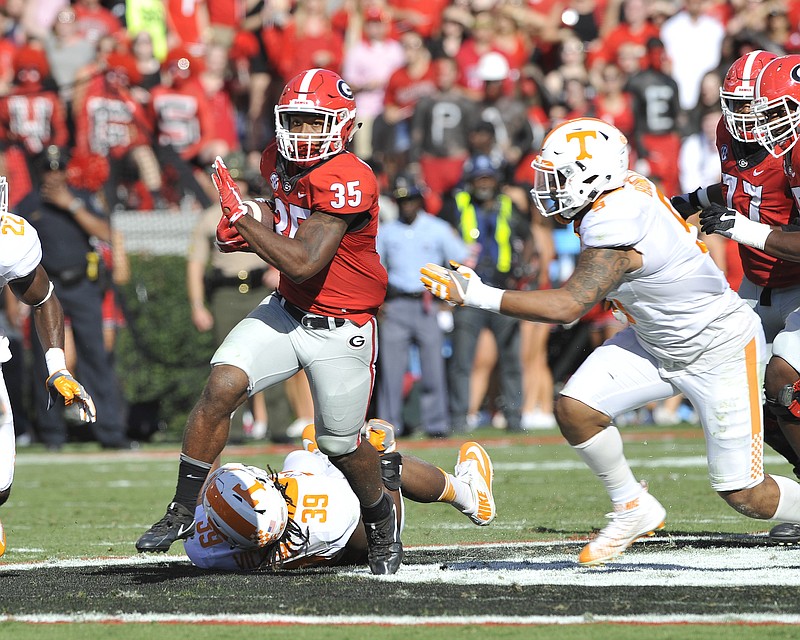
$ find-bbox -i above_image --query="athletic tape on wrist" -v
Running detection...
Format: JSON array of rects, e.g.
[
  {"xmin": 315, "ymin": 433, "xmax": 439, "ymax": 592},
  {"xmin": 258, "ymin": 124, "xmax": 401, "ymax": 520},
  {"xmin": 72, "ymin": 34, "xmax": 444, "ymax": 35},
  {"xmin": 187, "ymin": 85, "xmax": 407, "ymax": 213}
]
[{"xmin": 45, "ymin": 348, "xmax": 67, "ymax": 377}]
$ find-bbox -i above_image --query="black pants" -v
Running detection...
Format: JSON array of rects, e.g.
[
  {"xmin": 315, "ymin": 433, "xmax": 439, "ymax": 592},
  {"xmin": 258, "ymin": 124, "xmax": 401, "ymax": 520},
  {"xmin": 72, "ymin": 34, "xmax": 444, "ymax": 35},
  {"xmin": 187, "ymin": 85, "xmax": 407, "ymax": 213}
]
[{"xmin": 31, "ymin": 277, "xmax": 127, "ymax": 447}]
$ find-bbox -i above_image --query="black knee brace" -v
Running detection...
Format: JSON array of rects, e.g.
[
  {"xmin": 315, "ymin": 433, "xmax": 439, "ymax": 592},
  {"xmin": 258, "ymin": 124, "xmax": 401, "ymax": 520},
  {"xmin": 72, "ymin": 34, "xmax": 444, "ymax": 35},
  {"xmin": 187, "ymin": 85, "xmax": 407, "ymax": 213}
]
[{"xmin": 380, "ymin": 452, "xmax": 402, "ymax": 491}]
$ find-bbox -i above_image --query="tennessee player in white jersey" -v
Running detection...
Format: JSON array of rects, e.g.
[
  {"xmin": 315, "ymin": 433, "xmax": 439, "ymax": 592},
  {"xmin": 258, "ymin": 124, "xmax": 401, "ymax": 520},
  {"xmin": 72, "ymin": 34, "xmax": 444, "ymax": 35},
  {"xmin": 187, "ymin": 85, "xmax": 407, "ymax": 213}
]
[
  {"xmin": 184, "ymin": 421, "xmax": 496, "ymax": 571},
  {"xmin": 422, "ymin": 117, "xmax": 800, "ymax": 566},
  {"xmin": 0, "ymin": 176, "xmax": 95, "ymax": 557}
]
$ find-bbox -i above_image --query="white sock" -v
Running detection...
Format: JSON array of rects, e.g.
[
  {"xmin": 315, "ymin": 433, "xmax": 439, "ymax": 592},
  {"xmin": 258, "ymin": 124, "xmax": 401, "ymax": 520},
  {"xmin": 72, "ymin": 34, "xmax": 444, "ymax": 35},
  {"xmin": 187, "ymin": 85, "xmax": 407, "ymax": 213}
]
[
  {"xmin": 438, "ymin": 469, "xmax": 475, "ymax": 513},
  {"xmin": 572, "ymin": 426, "xmax": 642, "ymax": 505},
  {"xmin": 771, "ymin": 474, "xmax": 800, "ymax": 522}
]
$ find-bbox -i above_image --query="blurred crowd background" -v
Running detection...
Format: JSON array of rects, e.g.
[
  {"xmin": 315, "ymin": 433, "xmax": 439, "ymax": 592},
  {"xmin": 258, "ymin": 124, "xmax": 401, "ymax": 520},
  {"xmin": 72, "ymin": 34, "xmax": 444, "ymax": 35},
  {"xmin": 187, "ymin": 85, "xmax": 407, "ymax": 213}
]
[{"xmin": 1, "ymin": 0, "xmax": 797, "ymax": 448}]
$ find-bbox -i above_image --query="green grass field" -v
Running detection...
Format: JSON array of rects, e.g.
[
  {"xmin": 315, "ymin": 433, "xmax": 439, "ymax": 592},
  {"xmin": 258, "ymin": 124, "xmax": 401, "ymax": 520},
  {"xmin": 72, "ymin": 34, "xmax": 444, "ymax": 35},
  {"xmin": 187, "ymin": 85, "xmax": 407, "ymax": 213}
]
[{"xmin": 2, "ymin": 425, "xmax": 799, "ymax": 638}]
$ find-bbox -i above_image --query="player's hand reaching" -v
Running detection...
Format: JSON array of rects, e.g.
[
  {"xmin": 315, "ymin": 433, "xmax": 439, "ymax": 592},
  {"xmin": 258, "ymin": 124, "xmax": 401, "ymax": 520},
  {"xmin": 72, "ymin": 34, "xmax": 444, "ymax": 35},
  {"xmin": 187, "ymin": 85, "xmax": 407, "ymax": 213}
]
[
  {"xmin": 670, "ymin": 193, "xmax": 701, "ymax": 220},
  {"xmin": 46, "ymin": 370, "xmax": 96, "ymax": 423},
  {"xmin": 420, "ymin": 260, "xmax": 504, "ymax": 311},
  {"xmin": 212, "ymin": 156, "xmax": 250, "ymax": 225},
  {"xmin": 699, "ymin": 202, "xmax": 773, "ymax": 250}
]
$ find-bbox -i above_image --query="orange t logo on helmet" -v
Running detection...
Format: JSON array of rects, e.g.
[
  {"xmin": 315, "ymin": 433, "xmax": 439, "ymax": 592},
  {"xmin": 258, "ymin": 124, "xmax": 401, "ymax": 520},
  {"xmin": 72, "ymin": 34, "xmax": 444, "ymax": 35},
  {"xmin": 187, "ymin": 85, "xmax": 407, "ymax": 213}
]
[{"xmin": 566, "ymin": 130, "xmax": 597, "ymax": 160}]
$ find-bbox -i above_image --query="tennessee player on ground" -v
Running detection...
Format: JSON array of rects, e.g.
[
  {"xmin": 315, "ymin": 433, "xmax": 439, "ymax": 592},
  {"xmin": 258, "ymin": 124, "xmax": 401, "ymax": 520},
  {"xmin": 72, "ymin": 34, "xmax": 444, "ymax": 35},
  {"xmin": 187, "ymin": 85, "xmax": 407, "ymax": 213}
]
[
  {"xmin": 0, "ymin": 176, "xmax": 95, "ymax": 557},
  {"xmin": 421, "ymin": 117, "xmax": 800, "ymax": 566},
  {"xmin": 184, "ymin": 421, "xmax": 496, "ymax": 571},
  {"xmin": 136, "ymin": 68, "xmax": 404, "ymax": 575},
  {"xmin": 671, "ymin": 51, "xmax": 800, "ymax": 544}
]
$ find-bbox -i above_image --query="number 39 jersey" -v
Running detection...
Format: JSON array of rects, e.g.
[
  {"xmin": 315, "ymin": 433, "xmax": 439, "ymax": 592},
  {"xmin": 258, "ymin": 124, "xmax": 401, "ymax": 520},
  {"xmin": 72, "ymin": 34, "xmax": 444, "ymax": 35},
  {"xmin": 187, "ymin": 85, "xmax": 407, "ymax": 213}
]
[
  {"xmin": 578, "ymin": 171, "xmax": 751, "ymax": 372},
  {"xmin": 260, "ymin": 143, "xmax": 388, "ymax": 325},
  {"xmin": 0, "ymin": 214, "xmax": 42, "ymax": 362},
  {"xmin": 184, "ymin": 450, "xmax": 361, "ymax": 571},
  {"xmin": 716, "ymin": 118, "xmax": 800, "ymax": 288}
]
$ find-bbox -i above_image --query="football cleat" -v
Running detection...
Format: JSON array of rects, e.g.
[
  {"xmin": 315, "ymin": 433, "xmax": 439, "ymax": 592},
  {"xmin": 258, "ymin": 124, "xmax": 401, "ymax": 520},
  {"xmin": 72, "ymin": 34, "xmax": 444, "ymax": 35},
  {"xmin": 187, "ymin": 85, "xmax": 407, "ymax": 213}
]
[
  {"xmin": 363, "ymin": 494, "xmax": 403, "ymax": 575},
  {"xmin": 301, "ymin": 423, "xmax": 318, "ymax": 453},
  {"xmin": 0, "ymin": 517, "xmax": 5, "ymax": 557},
  {"xmin": 136, "ymin": 502, "xmax": 196, "ymax": 553},
  {"xmin": 455, "ymin": 441, "xmax": 496, "ymax": 526},
  {"xmin": 366, "ymin": 419, "xmax": 397, "ymax": 454},
  {"xmin": 578, "ymin": 483, "xmax": 666, "ymax": 566},
  {"xmin": 768, "ymin": 522, "xmax": 800, "ymax": 544}
]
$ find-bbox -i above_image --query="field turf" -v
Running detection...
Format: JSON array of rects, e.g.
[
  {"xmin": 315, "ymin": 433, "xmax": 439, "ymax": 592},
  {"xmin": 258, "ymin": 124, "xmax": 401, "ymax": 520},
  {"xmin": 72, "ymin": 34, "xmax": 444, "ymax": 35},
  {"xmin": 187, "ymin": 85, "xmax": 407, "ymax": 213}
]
[{"xmin": 2, "ymin": 425, "xmax": 800, "ymax": 638}]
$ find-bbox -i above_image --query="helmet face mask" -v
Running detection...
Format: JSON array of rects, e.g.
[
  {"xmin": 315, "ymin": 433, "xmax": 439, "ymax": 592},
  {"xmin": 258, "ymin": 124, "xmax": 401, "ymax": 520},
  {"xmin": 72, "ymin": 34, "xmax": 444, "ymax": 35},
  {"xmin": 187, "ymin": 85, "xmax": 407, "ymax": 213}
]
[
  {"xmin": 275, "ymin": 68, "xmax": 357, "ymax": 164},
  {"xmin": 202, "ymin": 463, "xmax": 289, "ymax": 550},
  {"xmin": 720, "ymin": 50, "xmax": 777, "ymax": 143},
  {"xmin": 753, "ymin": 55, "xmax": 800, "ymax": 158},
  {"xmin": 530, "ymin": 118, "xmax": 629, "ymax": 220}
]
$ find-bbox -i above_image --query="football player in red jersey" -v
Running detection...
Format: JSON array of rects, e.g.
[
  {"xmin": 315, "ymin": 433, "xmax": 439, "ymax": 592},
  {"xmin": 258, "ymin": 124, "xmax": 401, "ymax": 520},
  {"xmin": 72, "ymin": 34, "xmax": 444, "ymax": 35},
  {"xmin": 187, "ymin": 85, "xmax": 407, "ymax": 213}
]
[
  {"xmin": 690, "ymin": 53, "xmax": 800, "ymax": 543},
  {"xmin": 136, "ymin": 68, "xmax": 403, "ymax": 575}
]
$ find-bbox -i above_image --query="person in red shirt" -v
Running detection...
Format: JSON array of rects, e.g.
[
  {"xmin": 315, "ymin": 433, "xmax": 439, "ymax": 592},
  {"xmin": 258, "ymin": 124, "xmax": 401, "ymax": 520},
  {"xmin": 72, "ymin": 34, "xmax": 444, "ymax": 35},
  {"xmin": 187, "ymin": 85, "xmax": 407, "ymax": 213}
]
[
  {"xmin": 673, "ymin": 51, "xmax": 800, "ymax": 544},
  {"xmin": 72, "ymin": 0, "xmax": 123, "ymax": 46},
  {"xmin": 590, "ymin": 0, "xmax": 658, "ymax": 74},
  {"xmin": 0, "ymin": 46, "xmax": 69, "ymax": 207},
  {"xmin": 137, "ymin": 68, "xmax": 402, "ymax": 576}
]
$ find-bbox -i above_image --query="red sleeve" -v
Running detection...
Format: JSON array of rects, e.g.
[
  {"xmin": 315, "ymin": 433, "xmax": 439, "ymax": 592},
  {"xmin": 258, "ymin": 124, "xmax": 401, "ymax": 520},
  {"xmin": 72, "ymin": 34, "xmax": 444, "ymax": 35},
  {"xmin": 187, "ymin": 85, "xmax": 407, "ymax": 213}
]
[{"xmin": 50, "ymin": 93, "xmax": 69, "ymax": 148}]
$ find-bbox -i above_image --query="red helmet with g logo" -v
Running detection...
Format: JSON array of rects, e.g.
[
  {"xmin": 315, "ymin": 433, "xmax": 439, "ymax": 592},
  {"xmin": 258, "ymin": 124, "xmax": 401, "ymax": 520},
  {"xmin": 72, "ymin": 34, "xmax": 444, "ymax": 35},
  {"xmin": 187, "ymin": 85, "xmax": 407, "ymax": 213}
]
[
  {"xmin": 274, "ymin": 68, "xmax": 358, "ymax": 164},
  {"xmin": 720, "ymin": 50, "xmax": 777, "ymax": 142},
  {"xmin": 753, "ymin": 54, "xmax": 800, "ymax": 158}
]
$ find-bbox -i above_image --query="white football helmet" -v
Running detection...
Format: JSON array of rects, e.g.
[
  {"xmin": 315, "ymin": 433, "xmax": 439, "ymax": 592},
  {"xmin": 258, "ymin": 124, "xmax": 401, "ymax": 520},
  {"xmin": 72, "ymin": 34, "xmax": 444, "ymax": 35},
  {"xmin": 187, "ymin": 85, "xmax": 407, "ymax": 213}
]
[
  {"xmin": 202, "ymin": 463, "xmax": 289, "ymax": 550},
  {"xmin": 530, "ymin": 118, "xmax": 629, "ymax": 220}
]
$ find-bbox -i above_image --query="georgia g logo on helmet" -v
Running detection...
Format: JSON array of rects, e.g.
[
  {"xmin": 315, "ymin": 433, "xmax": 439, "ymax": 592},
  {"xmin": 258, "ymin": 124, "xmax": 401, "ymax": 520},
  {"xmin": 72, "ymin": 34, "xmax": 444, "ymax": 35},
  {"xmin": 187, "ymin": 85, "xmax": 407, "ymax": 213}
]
[{"xmin": 337, "ymin": 79, "xmax": 354, "ymax": 100}]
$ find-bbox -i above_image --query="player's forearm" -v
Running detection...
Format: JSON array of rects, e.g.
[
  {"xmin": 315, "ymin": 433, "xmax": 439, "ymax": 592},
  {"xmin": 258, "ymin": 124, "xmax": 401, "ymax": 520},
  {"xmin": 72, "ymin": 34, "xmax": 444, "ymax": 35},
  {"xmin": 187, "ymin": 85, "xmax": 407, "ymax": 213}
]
[
  {"xmin": 763, "ymin": 228, "xmax": 800, "ymax": 262},
  {"xmin": 32, "ymin": 298, "xmax": 65, "ymax": 352},
  {"xmin": 233, "ymin": 216, "xmax": 319, "ymax": 282},
  {"xmin": 499, "ymin": 288, "xmax": 585, "ymax": 324}
]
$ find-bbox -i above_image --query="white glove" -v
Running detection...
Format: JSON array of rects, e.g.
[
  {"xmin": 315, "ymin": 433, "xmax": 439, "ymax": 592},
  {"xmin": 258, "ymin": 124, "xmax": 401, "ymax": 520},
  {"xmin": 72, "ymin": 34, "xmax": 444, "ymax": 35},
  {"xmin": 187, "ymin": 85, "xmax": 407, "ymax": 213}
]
[
  {"xmin": 420, "ymin": 261, "xmax": 504, "ymax": 311},
  {"xmin": 699, "ymin": 203, "xmax": 772, "ymax": 251}
]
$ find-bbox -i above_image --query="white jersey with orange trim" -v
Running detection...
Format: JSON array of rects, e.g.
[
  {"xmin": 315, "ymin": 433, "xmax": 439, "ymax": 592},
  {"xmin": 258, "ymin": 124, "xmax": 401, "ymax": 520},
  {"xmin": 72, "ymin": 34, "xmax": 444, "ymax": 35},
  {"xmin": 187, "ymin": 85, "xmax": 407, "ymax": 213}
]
[
  {"xmin": 577, "ymin": 171, "xmax": 751, "ymax": 374},
  {"xmin": 0, "ymin": 213, "xmax": 42, "ymax": 362},
  {"xmin": 184, "ymin": 450, "xmax": 361, "ymax": 571}
]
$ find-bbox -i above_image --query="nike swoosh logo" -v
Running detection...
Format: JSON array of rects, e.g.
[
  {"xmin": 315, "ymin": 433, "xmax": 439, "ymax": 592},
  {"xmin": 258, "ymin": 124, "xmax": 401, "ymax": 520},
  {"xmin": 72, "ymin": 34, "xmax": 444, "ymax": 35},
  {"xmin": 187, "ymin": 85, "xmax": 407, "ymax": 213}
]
[
  {"xmin": 753, "ymin": 168, "xmax": 764, "ymax": 176},
  {"xmin": 177, "ymin": 522, "xmax": 195, "ymax": 537},
  {"xmin": 297, "ymin": 192, "xmax": 307, "ymax": 198},
  {"xmin": 186, "ymin": 474, "xmax": 205, "ymax": 480}
]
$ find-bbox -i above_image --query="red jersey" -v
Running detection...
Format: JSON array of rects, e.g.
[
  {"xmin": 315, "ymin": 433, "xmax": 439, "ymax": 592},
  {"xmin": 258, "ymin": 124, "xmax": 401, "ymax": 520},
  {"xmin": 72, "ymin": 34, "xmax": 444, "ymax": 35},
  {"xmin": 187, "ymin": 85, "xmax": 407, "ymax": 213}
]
[
  {"xmin": 150, "ymin": 78, "xmax": 213, "ymax": 161},
  {"xmin": 260, "ymin": 143, "xmax": 387, "ymax": 324},
  {"xmin": 0, "ymin": 89, "xmax": 68, "ymax": 153},
  {"xmin": 717, "ymin": 118, "xmax": 800, "ymax": 288}
]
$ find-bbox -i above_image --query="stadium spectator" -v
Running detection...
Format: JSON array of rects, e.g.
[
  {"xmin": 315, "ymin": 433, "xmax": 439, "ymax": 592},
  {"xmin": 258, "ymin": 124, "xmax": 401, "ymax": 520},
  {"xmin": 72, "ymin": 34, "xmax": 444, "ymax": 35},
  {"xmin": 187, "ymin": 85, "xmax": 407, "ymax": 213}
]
[
  {"xmin": 543, "ymin": 35, "xmax": 590, "ymax": 106},
  {"xmin": 165, "ymin": 0, "xmax": 209, "ymax": 57},
  {"xmin": 689, "ymin": 52, "xmax": 800, "ymax": 544},
  {"xmin": 262, "ymin": 0, "xmax": 344, "ymax": 83},
  {"xmin": 341, "ymin": 6, "xmax": 405, "ymax": 161},
  {"xmin": 42, "ymin": 6, "xmax": 97, "ymax": 110},
  {"xmin": 591, "ymin": 62, "xmax": 635, "ymax": 139},
  {"xmin": 137, "ymin": 69, "xmax": 403, "ymax": 576},
  {"xmin": 130, "ymin": 30, "xmax": 163, "ymax": 96},
  {"xmin": 428, "ymin": 5, "xmax": 472, "ymax": 60},
  {"xmin": 439, "ymin": 154, "xmax": 530, "ymax": 433},
  {"xmin": 590, "ymin": 0, "xmax": 659, "ymax": 76},
  {"xmin": 0, "ymin": 45, "xmax": 69, "ymax": 207},
  {"xmin": 625, "ymin": 37, "xmax": 682, "ymax": 196},
  {"xmin": 72, "ymin": 0, "xmax": 124, "ymax": 46},
  {"xmin": 475, "ymin": 51, "xmax": 533, "ymax": 172},
  {"xmin": 421, "ymin": 116, "xmax": 800, "ymax": 567},
  {"xmin": 373, "ymin": 29, "xmax": 436, "ymax": 169},
  {"xmin": 184, "ymin": 421, "xmax": 495, "ymax": 570},
  {"xmin": 409, "ymin": 56, "xmax": 480, "ymax": 212},
  {"xmin": 376, "ymin": 173, "xmax": 469, "ymax": 437},
  {"xmin": 149, "ymin": 47, "xmax": 218, "ymax": 209},
  {"xmin": 125, "ymin": 0, "xmax": 170, "ymax": 62},
  {"xmin": 17, "ymin": 146, "xmax": 128, "ymax": 451},
  {"xmin": 73, "ymin": 53, "xmax": 166, "ymax": 210},
  {"xmin": 0, "ymin": 173, "xmax": 96, "ymax": 556},
  {"xmin": 455, "ymin": 11, "xmax": 498, "ymax": 99},
  {"xmin": 660, "ymin": 0, "xmax": 725, "ymax": 111}
]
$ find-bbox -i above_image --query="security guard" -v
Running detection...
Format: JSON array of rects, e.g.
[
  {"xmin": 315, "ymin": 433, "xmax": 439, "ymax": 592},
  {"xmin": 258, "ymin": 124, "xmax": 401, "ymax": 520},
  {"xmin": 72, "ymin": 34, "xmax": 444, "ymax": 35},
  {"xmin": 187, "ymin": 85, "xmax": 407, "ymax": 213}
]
[
  {"xmin": 376, "ymin": 174, "xmax": 468, "ymax": 437},
  {"xmin": 17, "ymin": 146, "xmax": 130, "ymax": 449},
  {"xmin": 440, "ymin": 154, "xmax": 531, "ymax": 432}
]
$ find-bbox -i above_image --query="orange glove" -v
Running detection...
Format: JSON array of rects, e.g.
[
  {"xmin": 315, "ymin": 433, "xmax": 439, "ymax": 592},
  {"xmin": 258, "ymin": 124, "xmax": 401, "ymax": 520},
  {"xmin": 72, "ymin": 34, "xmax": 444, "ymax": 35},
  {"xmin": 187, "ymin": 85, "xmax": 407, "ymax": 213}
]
[{"xmin": 46, "ymin": 370, "xmax": 96, "ymax": 423}]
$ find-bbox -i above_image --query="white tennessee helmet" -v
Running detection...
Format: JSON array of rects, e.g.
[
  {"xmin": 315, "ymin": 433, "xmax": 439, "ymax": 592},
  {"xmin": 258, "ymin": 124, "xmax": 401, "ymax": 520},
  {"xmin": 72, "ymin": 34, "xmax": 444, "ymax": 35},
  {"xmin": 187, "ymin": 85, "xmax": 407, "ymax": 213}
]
[
  {"xmin": 202, "ymin": 463, "xmax": 289, "ymax": 550},
  {"xmin": 530, "ymin": 117, "xmax": 629, "ymax": 220}
]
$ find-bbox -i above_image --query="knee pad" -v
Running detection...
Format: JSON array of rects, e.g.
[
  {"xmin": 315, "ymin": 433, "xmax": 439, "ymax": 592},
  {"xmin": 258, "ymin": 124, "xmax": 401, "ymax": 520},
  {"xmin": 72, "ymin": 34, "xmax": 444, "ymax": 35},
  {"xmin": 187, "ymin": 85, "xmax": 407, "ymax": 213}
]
[
  {"xmin": 316, "ymin": 432, "xmax": 360, "ymax": 457},
  {"xmin": 380, "ymin": 452, "xmax": 403, "ymax": 491}
]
